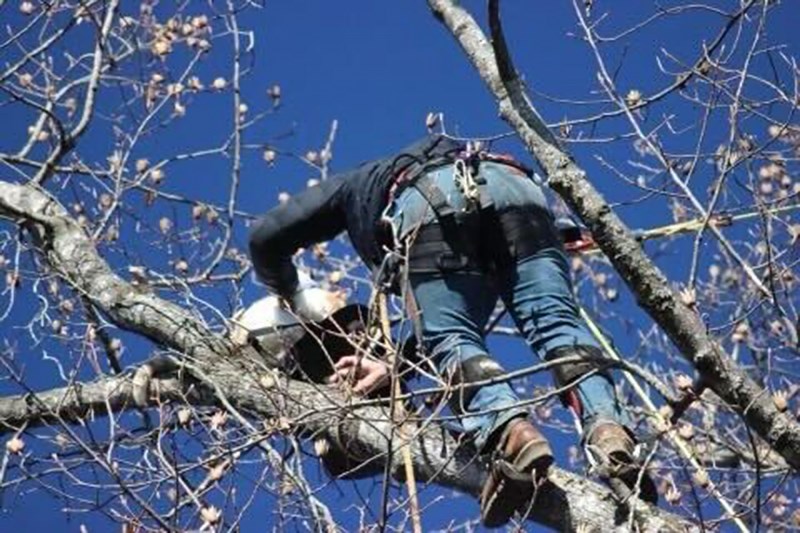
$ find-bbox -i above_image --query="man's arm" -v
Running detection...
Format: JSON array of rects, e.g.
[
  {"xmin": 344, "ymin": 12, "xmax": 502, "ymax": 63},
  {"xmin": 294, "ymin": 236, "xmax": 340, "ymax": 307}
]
[{"xmin": 249, "ymin": 176, "xmax": 348, "ymax": 297}]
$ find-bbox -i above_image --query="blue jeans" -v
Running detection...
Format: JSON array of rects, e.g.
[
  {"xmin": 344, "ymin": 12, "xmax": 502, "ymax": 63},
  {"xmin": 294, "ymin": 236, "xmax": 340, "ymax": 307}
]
[{"xmin": 390, "ymin": 162, "xmax": 627, "ymax": 450}]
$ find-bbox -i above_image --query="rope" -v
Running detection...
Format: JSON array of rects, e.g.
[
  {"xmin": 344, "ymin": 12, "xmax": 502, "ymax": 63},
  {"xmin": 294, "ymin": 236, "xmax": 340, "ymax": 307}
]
[
  {"xmin": 579, "ymin": 203, "xmax": 800, "ymax": 255},
  {"xmin": 453, "ymin": 157, "xmax": 480, "ymax": 209},
  {"xmin": 374, "ymin": 289, "xmax": 422, "ymax": 533}
]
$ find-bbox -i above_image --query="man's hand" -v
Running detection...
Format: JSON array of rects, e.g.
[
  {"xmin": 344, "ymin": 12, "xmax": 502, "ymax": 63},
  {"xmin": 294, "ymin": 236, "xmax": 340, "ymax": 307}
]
[
  {"xmin": 328, "ymin": 355, "xmax": 391, "ymax": 396},
  {"xmin": 290, "ymin": 286, "xmax": 346, "ymax": 322}
]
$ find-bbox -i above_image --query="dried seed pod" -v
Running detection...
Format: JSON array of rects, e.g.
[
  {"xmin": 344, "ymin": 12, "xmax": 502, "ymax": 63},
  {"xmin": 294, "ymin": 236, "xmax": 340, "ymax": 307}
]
[
  {"xmin": 665, "ymin": 485, "xmax": 682, "ymax": 505},
  {"xmin": 732, "ymin": 321, "xmax": 749, "ymax": 343},
  {"xmin": 773, "ymin": 390, "xmax": 789, "ymax": 412},
  {"xmin": 18, "ymin": 73, "xmax": 33, "ymax": 87},
  {"xmin": 200, "ymin": 506, "xmax": 221, "ymax": 525},
  {"xmin": 212, "ymin": 77, "xmax": 227, "ymax": 91},
  {"xmin": 692, "ymin": 470, "xmax": 709, "ymax": 488},
  {"xmin": 149, "ymin": 167, "xmax": 165, "ymax": 184},
  {"xmin": 313, "ymin": 438, "xmax": 330, "ymax": 457},
  {"xmin": 174, "ymin": 259, "xmax": 189, "ymax": 274},
  {"xmin": 210, "ymin": 410, "xmax": 227, "ymax": 430},
  {"xmin": 167, "ymin": 82, "xmax": 184, "ymax": 96},
  {"xmin": 425, "ymin": 111, "xmax": 439, "ymax": 130},
  {"xmin": 680, "ymin": 287, "xmax": 697, "ymax": 308},
  {"xmin": 267, "ymin": 84, "xmax": 282, "ymax": 102},
  {"xmin": 99, "ymin": 193, "xmax": 113, "ymax": 210},
  {"xmin": 677, "ymin": 423, "xmax": 695, "ymax": 440},
  {"xmin": 192, "ymin": 15, "xmax": 209, "ymax": 29},
  {"xmin": 625, "ymin": 89, "xmax": 643, "ymax": 107},
  {"xmin": 187, "ymin": 76, "xmax": 203, "ymax": 91},
  {"xmin": 159, "ymin": 217, "xmax": 172, "ymax": 234},
  {"xmin": 176, "ymin": 408, "xmax": 192, "ymax": 427},
  {"xmin": 207, "ymin": 463, "xmax": 225, "ymax": 481},
  {"xmin": 151, "ymin": 39, "xmax": 172, "ymax": 56},
  {"xmin": 6, "ymin": 271, "xmax": 21, "ymax": 288},
  {"xmin": 673, "ymin": 374, "xmax": 693, "ymax": 391},
  {"xmin": 259, "ymin": 373, "xmax": 276, "ymax": 389},
  {"xmin": 192, "ymin": 203, "xmax": 207, "ymax": 220},
  {"xmin": 59, "ymin": 299, "xmax": 74, "ymax": 314},
  {"xmin": 320, "ymin": 148, "xmax": 332, "ymax": 164},
  {"xmin": 5, "ymin": 436, "xmax": 24, "ymax": 454}
]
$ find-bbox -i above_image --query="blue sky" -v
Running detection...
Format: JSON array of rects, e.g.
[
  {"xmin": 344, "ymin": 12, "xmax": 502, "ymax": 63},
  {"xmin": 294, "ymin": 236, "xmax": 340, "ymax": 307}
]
[{"xmin": 1, "ymin": 0, "xmax": 798, "ymax": 531}]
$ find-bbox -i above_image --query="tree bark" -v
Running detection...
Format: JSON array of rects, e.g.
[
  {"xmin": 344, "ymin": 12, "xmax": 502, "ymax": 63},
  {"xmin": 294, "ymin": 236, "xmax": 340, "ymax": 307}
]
[{"xmin": 0, "ymin": 369, "xmax": 696, "ymax": 532}]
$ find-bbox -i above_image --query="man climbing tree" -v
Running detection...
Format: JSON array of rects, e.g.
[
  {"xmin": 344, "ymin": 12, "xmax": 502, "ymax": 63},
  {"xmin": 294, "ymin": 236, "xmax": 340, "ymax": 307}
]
[
  {"xmin": 249, "ymin": 133, "xmax": 656, "ymax": 526},
  {"xmin": 0, "ymin": 1, "xmax": 798, "ymax": 531}
]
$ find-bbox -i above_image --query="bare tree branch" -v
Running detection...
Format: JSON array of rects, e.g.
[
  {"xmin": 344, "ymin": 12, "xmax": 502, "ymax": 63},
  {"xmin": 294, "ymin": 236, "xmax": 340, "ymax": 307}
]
[
  {"xmin": 427, "ymin": 0, "xmax": 800, "ymax": 472},
  {"xmin": 0, "ymin": 180, "xmax": 240, "ymax": 366},
  {"xmin": 0, "ymin": 368, "xmax": 695, "ymax": 532},
  {"xmin": 0, "ymin": 178, "xmax": 691, "ymax": 529}
]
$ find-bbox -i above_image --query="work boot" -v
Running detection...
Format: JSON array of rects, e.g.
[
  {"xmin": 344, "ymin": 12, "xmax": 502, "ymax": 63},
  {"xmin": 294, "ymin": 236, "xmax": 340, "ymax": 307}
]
[
  {"xmin": 480, "ymin": 417, "xmax": 554, "ymax": 527},
  {"xmin": 586, "ymin": 421, "xmax": 658, "ymax": 504}
]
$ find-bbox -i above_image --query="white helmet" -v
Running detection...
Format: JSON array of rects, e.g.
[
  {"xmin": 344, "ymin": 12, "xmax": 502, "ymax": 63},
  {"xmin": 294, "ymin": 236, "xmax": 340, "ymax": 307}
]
[{"xmin": 229, "ymin": 295, "xmax": 298, "ymax": 346}]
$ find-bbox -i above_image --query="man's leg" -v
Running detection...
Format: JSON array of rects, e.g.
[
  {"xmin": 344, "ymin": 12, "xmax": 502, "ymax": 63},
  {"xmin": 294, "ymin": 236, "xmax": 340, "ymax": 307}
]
[
  {"xmin": 497, "ymin": 246, "xmax": 657, "ymax": 502},
  {"xmin": 392, "ymin": 164, "xmax": 554, "ymax": 524},
  {"xmin": 409, "ymin": 267, "xmax": 554, "ymax": 526},
  {"xmin": 496, "ymin": 246, "xmax": 627, "ymax": 431},
  {"xmin": 407, "ymin": 268, "xmax": 527, "ymax": 451}
]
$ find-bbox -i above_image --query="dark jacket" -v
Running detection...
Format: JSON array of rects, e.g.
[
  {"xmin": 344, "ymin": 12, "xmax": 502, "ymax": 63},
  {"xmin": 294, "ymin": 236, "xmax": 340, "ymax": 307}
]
[{"xmin": 249, "ymin": 134, "xmax": 464, "ymax": 295}]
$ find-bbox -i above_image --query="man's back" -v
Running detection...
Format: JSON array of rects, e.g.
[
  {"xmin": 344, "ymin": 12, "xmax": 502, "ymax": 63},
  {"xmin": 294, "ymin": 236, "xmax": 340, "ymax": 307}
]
[{"xmin": 249, "ymin": 134, "xmax": 463, "ymax": 294}]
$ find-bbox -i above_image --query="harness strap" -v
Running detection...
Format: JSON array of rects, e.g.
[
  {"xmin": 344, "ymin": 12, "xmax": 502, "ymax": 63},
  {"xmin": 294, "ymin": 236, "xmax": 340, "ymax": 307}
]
[
  {"xmin": 405, "ymin": 207, "xmax": 561, "ymax": 274},
  {"xmin": 544, "ymin": 345, "xmax": 614, "ymax": 409},
  {"xmin": 497, "ymin": 207, "xmax": 561, "ymax": 259},
  {"xmin": 410, "ymin": 171, "xmax": 479, "ymax": 268},
  {"xmin": 406, "ymin": 223, "xmax": 481, "ymax": 273},
  {"xmin": 447, "ymin": 354, "xmax": 507, "ymax": 415}
]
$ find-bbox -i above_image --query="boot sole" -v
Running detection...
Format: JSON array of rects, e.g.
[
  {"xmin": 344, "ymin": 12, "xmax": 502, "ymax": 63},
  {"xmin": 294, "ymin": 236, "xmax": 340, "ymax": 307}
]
[
  {"xmin": 480, "ymin": 440, "xmax": 554, "ymax": 528},
  {"xmin": 617, "ymin": 465, "xmax": 659, "ymax": 505}
]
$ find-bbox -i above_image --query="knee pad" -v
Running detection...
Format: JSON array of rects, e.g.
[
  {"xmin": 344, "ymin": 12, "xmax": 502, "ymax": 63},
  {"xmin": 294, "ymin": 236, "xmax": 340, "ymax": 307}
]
[
  {"xmin": 446, "ymin": 354, "xmax": 507, "ymax": 415},
  {"xmin": 544, "ymin": 345, "xmax": 612, "ymax": 408}
]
